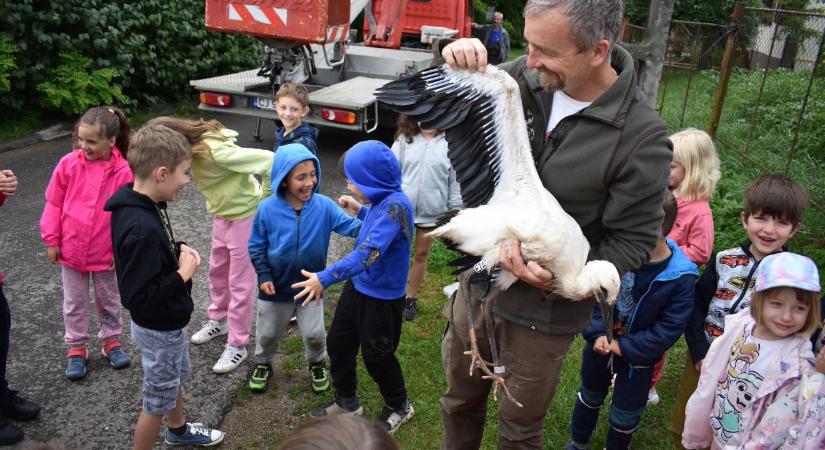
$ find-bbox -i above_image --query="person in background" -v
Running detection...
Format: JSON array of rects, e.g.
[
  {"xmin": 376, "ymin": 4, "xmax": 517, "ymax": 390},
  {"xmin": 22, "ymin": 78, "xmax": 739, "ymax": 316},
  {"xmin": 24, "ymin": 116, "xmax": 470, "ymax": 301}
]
[
  {"xmin": 0, "ymin": 169, "xmax": 41, "ymax": 445},
  {"xmin": 274, "ymin": 83, "xmax": 319, "ymax": 156},
  {"xmin": 472, "ymin": 12, "xmax": 511, "ymax": 64}
]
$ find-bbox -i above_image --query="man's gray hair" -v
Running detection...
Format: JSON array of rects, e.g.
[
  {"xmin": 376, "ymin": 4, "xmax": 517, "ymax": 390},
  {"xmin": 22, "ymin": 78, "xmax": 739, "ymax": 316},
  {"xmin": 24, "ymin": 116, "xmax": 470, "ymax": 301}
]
[
  {"xmin": 493, "ymin": 12, "xmax": 504, "ymax": 21},
  {"xmin": 524, "ymin": 0, "xmax": 623, "ymax": 52}
]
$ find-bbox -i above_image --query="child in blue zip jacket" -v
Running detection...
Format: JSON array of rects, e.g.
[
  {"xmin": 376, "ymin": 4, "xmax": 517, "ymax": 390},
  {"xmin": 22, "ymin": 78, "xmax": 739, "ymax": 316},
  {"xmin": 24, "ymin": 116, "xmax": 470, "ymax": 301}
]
[
  {"xmin": 247, "ymin": 143, "xmax": 361, "ymax": 394},
  {"xmin": 567, "ymin": 190, "xmax": 698, "ymax": 450},
  {"xmin": 292, "ymin": 140, "xmax": 415, "ymax": 435}
]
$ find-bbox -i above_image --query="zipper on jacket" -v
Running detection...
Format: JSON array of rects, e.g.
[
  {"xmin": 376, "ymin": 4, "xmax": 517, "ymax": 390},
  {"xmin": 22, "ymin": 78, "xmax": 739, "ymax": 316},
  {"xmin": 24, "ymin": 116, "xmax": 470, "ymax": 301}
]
[
  {"xmin": 729, "ymin": 261, "xmax": 760, "ymax": 313},
  {"xmin": 294, "ymin": 213, "xmax": 302, "ymax": 283}
]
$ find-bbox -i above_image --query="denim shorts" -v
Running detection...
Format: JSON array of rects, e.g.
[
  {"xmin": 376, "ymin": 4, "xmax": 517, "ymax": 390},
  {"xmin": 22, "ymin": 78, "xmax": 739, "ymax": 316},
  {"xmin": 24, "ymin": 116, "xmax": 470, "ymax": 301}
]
[{"xmin": 130, "ymin": 322, "xmax": 191, "ymax": 416}]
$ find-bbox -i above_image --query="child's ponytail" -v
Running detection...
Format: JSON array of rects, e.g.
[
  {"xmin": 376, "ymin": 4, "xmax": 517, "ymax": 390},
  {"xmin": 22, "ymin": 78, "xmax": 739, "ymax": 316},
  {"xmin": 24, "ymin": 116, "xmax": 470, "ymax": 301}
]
[{"xmin": 78, "ymin": 106, "xmax": 131, "ymax": 158}]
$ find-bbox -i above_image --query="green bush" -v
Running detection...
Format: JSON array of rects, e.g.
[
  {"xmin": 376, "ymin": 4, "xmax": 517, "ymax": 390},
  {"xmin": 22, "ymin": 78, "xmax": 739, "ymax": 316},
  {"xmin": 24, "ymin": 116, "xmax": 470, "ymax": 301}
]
[
  {"xmin": 0, "ymin": 36, "xmax": 14, "ymax": 93},
  {"xmin": 0, "ymin": 0, "xmax": 260, "ymax": 116},
  {"xmin": 37, "ymin": 51, "xmax": 127, "ymax": 115}
]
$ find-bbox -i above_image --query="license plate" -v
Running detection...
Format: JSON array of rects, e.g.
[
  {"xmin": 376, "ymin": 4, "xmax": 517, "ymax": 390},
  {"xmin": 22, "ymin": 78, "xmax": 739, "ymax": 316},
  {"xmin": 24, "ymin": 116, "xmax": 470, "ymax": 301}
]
[{"xmin": 253, "ymin": 97, "xmax": 276, "ymax": 111}]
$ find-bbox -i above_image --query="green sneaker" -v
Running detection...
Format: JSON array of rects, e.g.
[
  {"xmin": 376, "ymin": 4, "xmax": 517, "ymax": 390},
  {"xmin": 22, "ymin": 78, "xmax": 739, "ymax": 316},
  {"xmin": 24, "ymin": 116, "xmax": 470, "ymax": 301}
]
[
  {"xmin": 310, "ymin": 364, "xmax": 330, "ymax": 393},
  {"xmin": 248, "ymin": 363, "xmax": 272, "ymax": 392}
]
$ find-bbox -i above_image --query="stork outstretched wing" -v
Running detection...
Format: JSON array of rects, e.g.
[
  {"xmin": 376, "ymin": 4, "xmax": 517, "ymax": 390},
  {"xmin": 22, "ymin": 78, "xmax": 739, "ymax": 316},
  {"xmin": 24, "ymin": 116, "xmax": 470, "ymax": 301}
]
[{"xmin": 375, "ymin": 65, "xmax": 504, "ymax": 209}]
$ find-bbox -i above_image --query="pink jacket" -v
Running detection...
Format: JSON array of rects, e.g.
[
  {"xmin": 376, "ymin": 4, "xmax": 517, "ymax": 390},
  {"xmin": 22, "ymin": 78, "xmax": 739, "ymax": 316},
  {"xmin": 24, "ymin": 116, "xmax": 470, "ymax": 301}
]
[
  {"xmin": 668, "ymin": 197, "xmax": 714, "ymax": 265},
  {"xmin": 40, "ymin": 148, "xmax": 133, "ymax": 272},
  {"xmin": 682, "ymin": 308, "xmax": 815, "ymax": 449},
  {"xmin": 741, "ymin": 371, "xmax": 825, "ymax": 450}
]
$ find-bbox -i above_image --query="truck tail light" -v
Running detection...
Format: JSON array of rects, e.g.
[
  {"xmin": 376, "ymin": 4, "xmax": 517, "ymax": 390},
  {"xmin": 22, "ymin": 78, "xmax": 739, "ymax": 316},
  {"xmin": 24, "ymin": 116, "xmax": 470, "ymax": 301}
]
[
  {"xmin": 322, "ymin": 108, "xmax": 357, "ymax": 125},
  {"xmin": 200, "ymin": 92, "xmax": 232, "ymax": 107}
]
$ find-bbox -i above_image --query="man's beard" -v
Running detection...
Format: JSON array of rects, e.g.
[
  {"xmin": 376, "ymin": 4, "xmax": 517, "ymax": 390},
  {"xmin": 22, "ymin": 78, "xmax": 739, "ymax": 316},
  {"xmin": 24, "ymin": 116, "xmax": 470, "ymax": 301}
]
[{"xmin": 538, "ymin": 70, "xmax": 564, "ymax": 92}]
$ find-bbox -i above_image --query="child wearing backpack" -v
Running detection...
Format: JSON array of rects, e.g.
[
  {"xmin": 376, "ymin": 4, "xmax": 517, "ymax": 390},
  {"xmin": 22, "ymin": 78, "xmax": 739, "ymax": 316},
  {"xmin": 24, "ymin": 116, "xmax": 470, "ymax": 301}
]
[
  {"xmin": 146, "ymin": 116, "xmax": 273, "ymax": 374},
  {"xmin": 40, "ymin": 106, "xmax": 133, "ymax": 380},
  {"xmin": 295, "ymin": 140, "xmax": 415, "ymax": 434}
]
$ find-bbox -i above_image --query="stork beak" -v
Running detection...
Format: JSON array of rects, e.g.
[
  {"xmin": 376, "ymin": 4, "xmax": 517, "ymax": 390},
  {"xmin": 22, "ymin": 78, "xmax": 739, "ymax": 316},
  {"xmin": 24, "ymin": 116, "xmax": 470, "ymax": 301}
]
[{"xmin": 597, "ymin": 287, "xmax": 614, "ymax": 344}]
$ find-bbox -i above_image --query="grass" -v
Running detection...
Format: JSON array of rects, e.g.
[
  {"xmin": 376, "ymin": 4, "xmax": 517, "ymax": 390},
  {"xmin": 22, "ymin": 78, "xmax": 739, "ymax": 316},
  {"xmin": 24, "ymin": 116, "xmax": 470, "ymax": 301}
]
[{"xmin": 0, "ymin": 109, "xmax": 43, "ymax": 140}]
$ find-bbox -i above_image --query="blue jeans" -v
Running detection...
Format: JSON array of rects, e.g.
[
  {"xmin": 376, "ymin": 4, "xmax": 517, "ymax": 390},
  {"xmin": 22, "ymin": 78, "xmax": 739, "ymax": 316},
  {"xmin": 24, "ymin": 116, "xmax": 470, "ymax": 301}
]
[
  {"xmin": 570, "ymin": 342, "xmax": 654, "ymax": 450},
  {"xmin": 131, "ymin": 322, "xmax": 191, "ymax": 416}
]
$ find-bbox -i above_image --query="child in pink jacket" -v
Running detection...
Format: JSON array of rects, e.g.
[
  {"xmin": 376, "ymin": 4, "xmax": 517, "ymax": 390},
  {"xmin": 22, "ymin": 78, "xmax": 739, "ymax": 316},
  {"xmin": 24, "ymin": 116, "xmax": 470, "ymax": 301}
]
[
  {"xmin": 40, "ymin": 106, "xmax": 134, "ymax": 380},
  {"xmin": 682, "ymin": 252, "xmax": 820, "ymax": 449}
]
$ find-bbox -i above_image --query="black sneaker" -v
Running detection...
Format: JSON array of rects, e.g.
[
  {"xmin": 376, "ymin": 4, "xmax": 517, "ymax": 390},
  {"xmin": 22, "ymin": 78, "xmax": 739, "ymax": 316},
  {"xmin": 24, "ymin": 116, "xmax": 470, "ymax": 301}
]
[
  {"xmin": 0, "ymin": 419, "xmax": 23, "ymax": 445},
  {"xmin": 0, "ymin": 390, "xmax": 40, "ymax": 421},
  {"xmin": 376, "ymin": 400, "xmax": 414, "ymax": 434},
  {"xmin": 402, "ymin": 297, "xmax": 417, "ymax": 321}
]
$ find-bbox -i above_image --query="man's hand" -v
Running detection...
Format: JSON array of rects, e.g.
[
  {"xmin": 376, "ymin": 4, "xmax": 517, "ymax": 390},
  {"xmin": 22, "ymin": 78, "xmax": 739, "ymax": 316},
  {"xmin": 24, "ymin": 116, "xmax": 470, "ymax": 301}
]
[
  {"xmin": 338, "ymin": 195, "xmax": 361, "ymax": 216},
  {"xmin": 291, "ymin": 270, "xmax": 324, "ymax": 307},
  {"xmin": 0, "ymin": 170, "xmax": 18, "ymax": 196},
  {"xmin": 593, "ymin": 336, "xmax": 610, "ymax": 356},
  {"xmin": 177, "ymin": 250, "xmax": 200, "ymax": 282},
  {"xmin": 260, "ymin": 282, "xmax": 276, "ymax": 296},
  {"xmin": 442, "ymin": 38, "xmax": 489, "ymax": 72},
  {"xmin": 498, "ymin": 239, "xmax": 554, "ymax": 291},
  {"xmin": 47, "ymin": 246, "xmax": 61, "ymax": 264}
]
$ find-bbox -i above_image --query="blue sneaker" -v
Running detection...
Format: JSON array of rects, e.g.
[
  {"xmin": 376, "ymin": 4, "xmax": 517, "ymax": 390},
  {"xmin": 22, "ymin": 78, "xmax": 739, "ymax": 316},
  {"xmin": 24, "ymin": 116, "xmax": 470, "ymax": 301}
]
[
  {"xmin": 65, "ymin": 347, "xmax": 87, "ymax": 381},
  {"xmin": 164, "ymin": 422, "xmax": 224, "ymax": 446},
  {"xmin": 101, "ymin": 342, "xmax": 130, "ymax": 369}
]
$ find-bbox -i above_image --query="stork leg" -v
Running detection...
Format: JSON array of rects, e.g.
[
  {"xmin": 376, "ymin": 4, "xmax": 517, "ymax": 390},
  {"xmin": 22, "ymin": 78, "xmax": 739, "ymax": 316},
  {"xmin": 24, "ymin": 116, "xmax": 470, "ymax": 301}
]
[{"xmin": 457, "ymin": 268, "xmax": 523, "ymax": 408}]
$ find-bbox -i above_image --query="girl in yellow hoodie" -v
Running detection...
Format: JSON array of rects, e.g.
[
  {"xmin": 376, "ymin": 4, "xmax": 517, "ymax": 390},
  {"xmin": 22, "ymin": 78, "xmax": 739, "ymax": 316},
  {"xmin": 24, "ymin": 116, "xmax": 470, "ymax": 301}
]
[{"xmin": 146, "ymin": 117, "xmax": 272, "ymax": 373}]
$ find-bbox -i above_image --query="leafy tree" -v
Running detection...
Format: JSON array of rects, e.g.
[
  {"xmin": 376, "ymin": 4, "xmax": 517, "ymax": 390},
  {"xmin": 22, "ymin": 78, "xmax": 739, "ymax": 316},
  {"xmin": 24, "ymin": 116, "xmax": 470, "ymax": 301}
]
[{"xmin": 0, "ymin": 36, "xmax": 14, "ymax": 93}]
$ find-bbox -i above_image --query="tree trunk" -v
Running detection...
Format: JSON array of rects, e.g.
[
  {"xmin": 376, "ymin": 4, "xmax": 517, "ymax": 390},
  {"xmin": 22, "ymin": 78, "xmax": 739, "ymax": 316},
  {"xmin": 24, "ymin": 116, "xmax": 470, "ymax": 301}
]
[{"xmin": 622, "ymin": 0, "xmax": 675, "ymax": 108}]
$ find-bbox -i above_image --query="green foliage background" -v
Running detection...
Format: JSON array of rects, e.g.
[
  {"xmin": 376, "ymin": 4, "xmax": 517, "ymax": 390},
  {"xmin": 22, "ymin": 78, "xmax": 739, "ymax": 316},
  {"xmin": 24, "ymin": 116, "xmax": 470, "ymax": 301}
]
[{"xmin": 0, "ymin": 0, "xmax": 261, "ymax": 116}]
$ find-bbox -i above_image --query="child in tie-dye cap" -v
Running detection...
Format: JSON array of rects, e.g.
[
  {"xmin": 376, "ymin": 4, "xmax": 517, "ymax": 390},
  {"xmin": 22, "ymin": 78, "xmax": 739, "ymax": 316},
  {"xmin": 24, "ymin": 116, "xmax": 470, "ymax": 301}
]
[{"xmin": 682, "ymin": 252, "xmax": 821, "ymax": 449}]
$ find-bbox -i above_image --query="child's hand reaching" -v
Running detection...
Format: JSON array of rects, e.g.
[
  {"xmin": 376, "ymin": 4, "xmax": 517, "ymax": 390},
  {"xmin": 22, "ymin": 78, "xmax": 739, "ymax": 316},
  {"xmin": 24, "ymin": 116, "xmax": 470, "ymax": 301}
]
[
  {"xmin": 180, "ymin": 244, "xmax": 201, "ymax": 266},
  {"xmin": 608, "ymin": 339, "xmax": 622, "ymax": 357},
  {"xmin": 260, "ymin": 282, "xmax": 276, "ymax": 296},
  {"xmin": 46, "ymin": 246, "xmax": 61, "ymax": 264},
  {"xmin": 338, "ymin": 195, "xmax": 361, "ymax": 216},
  {"xmin": 816, "ymin": 347, "xmax": 825, "ymax": 374},
  {"xmin": 292, "ymin": 270, "xmax": 324, "ymax": 307}
]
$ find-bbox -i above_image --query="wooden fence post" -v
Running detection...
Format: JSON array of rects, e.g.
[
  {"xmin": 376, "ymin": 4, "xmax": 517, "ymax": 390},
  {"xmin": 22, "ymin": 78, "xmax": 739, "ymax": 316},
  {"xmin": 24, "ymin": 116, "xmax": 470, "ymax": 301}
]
[{"xmin": 708, "ymin": 2, "xmax": 746, "ymax": 138}]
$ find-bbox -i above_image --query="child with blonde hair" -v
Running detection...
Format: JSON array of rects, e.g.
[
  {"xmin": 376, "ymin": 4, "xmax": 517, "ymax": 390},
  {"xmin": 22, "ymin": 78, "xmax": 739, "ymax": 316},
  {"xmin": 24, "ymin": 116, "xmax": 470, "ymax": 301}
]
[
  {"xmin": 40, "ymin": 106, "xmax": 133, "ymax": 380},
  {"xmin": 146, "ymin": 116, "xmax": 273, "ymax": 374},
  {"xmin": 667, "ymin": 128, "xmax": 721, "ymax": 266},
  {"xmin": 682, "ymin": 252, "xmax": 820, "ymax": 449},
  {"xmin": 648, "ymin": 128, "xmax": 721, "ymax": 406}
]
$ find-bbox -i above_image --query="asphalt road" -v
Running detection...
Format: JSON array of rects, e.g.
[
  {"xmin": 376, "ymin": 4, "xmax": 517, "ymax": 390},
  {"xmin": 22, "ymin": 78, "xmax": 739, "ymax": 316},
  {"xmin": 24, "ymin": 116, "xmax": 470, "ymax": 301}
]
[{"xmin": 0, "ymin": 111, "xmax": 391, "ymax": 449}]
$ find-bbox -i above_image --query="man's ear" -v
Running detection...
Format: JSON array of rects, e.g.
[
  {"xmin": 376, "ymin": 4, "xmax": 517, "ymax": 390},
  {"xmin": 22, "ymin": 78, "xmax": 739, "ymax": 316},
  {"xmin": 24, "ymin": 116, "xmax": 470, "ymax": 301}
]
[{"xmin": 590, "ymin": 40, "xmax": 611, "ymax": 67}]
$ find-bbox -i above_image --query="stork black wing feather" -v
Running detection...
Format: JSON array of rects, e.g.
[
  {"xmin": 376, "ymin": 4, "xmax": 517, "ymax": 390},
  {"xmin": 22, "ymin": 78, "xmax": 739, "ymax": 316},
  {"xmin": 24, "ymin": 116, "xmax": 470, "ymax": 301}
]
[{"xmin": 374, "ymin": 65, "xmax": 503, "ymax": 208}]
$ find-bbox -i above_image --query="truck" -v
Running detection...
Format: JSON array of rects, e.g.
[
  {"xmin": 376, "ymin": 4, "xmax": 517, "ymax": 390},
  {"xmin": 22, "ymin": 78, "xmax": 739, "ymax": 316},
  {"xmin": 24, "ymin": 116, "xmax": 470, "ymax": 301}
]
[{"xmin": 189, "ymin": 0, "xmax": 474, "ymax": 138}]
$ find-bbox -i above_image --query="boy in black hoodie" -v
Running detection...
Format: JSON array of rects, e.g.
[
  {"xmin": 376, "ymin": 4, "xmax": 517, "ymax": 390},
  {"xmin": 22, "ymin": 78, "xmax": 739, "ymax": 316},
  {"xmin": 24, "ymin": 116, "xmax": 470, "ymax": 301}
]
[{"xmin": 104, "ymin": 124, "xmax": 224, "ymax": 449}]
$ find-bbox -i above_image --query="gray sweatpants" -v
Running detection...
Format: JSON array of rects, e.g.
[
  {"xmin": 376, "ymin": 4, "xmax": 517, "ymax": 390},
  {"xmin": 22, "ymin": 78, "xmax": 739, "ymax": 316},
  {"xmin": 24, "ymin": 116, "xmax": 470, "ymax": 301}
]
[{"xmin": 253, "ymin": 299, "xmax": 327, "ymax": 366}]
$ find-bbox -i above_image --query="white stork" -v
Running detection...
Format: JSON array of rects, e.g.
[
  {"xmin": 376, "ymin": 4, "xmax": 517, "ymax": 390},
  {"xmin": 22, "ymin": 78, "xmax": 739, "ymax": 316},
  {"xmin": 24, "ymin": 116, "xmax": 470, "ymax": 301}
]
[{"xmin": 376, "ymin": 64, "xmax": 622, "ymax": 406}]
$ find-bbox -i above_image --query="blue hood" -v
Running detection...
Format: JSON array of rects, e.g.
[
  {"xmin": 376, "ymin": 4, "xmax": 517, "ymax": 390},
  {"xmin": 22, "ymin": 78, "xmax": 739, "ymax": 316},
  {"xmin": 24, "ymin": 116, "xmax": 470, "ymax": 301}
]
[
  {"xmin": 343, "ymin": 140, "xmax": 402, "ymax": 204},
  {"xmin": 270, "ymin": 143, "xmax": 320, "ymax": 200}
]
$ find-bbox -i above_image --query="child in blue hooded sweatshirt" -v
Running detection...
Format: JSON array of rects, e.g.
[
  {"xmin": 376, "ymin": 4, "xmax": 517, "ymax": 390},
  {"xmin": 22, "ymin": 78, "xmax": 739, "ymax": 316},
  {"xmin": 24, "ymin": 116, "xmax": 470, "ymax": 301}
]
[
  {"xmin": 293, "ymin": 140, "xmax": 415, "ymax": 435},
  {"xmin": 247, "ymin": 143, "xmax": 361, "ymax": 395}
]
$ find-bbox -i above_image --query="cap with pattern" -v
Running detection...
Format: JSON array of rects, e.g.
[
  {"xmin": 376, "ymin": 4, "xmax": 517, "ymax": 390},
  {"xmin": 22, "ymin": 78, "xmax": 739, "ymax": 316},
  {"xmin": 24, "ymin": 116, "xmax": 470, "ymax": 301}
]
[{"xmin": 755, "ymin": 252, "xmax": 820, "ymax": 293}]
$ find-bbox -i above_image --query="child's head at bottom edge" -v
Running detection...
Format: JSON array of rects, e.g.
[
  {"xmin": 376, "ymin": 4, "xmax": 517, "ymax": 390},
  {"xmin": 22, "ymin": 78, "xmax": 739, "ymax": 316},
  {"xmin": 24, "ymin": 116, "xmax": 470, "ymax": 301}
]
[
  {"xmin": 277, "ymin": 415, "xmax": 399, "ymax": 450},
  {"xmin": 750, "ymin": 252, "xmax": 821, "ymax": 340},
  {"xmin": 128, "ymin": 123, "xmax": 192, "ymax": 203},
  {"xmin": 338, "ymin": 140, "xmax": 402, "ymax": 206}
]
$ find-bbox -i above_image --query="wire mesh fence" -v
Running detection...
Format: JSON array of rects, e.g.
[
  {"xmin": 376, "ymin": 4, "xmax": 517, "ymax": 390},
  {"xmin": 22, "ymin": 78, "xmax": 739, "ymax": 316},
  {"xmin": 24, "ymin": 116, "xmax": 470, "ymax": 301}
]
[{"xmin": 622, "ymin": 2, "xmax": 824, "ymax": 240}]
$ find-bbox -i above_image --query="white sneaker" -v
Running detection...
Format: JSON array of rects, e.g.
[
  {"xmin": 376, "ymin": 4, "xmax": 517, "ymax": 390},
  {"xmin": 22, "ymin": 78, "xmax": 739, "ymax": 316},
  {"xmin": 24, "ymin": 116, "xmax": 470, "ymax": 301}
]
[
  {"xmin": 376, "ymin": 400, "xmax": 414, "ymax": 434},
  {"xmin": 647, "ymin": 387, "xmax": 660, "ymax": 406},
  {"xmin": 191, "ymin": 319, "xmax": 228, "ymax": 344},
  {"xmin": 212, "ymin": 344, "xmax": 247, "ymax": 374}
]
